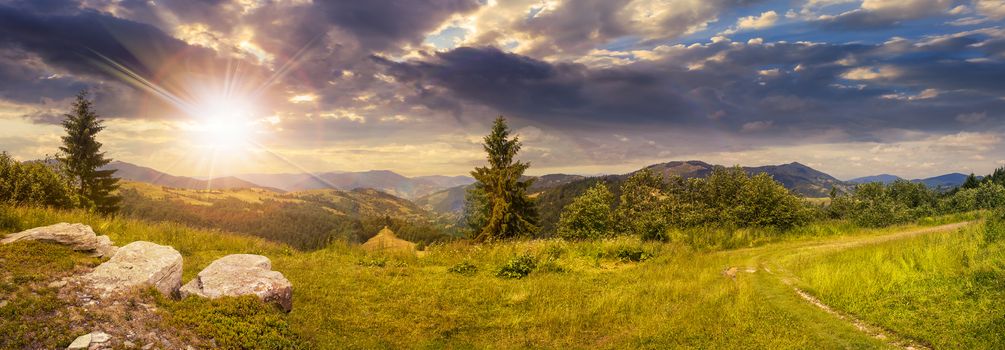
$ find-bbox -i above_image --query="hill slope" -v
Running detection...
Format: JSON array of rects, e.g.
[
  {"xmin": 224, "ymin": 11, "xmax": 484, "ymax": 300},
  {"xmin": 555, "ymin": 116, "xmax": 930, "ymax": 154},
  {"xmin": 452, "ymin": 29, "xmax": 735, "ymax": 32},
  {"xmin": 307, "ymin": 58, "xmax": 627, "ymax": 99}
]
[
  {"xmin": 117, "ymin": 181, "xmax": 449, "ymax": 249},
  {"xmin": 912, "ymin": 173, "xmax": 971, "ymax": 191}
]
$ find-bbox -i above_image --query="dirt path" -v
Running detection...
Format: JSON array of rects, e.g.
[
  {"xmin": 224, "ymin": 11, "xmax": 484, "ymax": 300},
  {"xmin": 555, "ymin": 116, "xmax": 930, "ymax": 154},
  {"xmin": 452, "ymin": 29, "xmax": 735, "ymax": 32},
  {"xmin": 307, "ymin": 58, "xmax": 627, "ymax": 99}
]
[{"xmin": 757, "ymin": 221, "xmax": 976, "ymax": 350}]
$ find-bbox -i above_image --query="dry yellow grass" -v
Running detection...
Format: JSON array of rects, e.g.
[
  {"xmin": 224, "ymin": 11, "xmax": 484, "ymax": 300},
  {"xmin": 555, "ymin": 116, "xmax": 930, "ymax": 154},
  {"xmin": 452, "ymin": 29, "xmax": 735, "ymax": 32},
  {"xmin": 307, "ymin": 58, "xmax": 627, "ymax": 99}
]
[{"xmin": 361, "ymin": 226, "xmax": 416, "ymax": 254}]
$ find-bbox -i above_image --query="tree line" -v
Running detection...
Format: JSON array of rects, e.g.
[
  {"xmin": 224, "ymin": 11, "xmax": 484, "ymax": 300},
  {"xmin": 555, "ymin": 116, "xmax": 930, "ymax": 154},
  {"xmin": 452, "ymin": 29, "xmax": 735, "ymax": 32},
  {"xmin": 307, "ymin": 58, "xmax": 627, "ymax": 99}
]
[{"xmin": 462, "ymin": 117, "xmax": 1005, "ymax": 243}]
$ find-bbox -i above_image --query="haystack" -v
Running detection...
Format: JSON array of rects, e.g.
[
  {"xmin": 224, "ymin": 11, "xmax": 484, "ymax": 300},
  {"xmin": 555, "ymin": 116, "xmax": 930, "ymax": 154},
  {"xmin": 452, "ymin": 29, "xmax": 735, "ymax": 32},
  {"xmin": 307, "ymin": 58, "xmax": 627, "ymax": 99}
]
[{"xmin": 361, "ymin": 226, "xmax": 416, "ymax": 254}]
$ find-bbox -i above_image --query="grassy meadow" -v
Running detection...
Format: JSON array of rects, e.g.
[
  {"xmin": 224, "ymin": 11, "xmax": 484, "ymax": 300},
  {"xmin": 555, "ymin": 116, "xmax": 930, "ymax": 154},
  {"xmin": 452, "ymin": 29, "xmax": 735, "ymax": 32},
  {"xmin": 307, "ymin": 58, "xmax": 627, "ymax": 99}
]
[
  {"xmin": 782, "ymin": 214, "xmax": 1005, "ymax": 348},
  {"xmin": 1, "ymin": 205, "xmax": 994, "ymax": 348}
]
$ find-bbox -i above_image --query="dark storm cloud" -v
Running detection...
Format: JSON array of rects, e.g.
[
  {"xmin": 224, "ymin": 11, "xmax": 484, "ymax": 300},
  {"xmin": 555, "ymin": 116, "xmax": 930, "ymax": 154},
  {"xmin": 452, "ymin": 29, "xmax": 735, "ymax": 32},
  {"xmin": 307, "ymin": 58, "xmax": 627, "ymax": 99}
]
[
  {"xmin": 379, "ymin": 31, "xmax": 1005, "ymax": 139},
  {"xmin": 378, "ymin": 47, "xmax": 693, "ymax": 126},
  {"xmin": 0, "ymin": 4, "xmax": 217, "ymax": 81},
  {"xmin": 0, "ymin": 1, "xmax": 236, "ymax": 121}
]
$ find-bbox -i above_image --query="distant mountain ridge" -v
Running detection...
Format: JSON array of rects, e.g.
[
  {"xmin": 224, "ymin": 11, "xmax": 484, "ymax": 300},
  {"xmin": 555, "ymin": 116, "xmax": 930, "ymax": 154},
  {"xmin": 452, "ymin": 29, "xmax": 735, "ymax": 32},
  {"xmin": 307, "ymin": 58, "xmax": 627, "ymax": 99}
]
[
  {"xmin": 912, "ymin": 173, "xmax": 972, "ymax": 191},
  {"xmin": 642, "ymin": 160, "xmax": 849, "ymax": 197},
  {"xmin": 848, "ymin": 174, "xmax": 903, "ymax": 184},
  {"xmin": 848, "ymin": 173, "xmax": 974, "ymax": 191},
  {"xmin": 102, "ymin": 161, "xmax": 271, "ymax": 191},
  {"xmin": 233, "ymin": 170, "xmax": 474, "ymax": 199},
  {"xmin": 103, "ymin": 161, "xmax": 474, "ymax": 199}
]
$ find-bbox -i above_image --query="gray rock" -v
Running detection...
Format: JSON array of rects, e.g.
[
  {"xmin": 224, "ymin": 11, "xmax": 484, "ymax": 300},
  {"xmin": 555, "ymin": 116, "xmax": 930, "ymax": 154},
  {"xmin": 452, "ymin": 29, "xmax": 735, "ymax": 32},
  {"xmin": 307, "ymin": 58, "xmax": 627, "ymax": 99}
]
[
  {"xmin": 1, "ymin": 223, "xmax": 117, "ymax": 257},
  {"xmin": 83, "ymin": 241, "xmax": 182, "ymax": 297},
  {"xmin": 67, "ymin": 333, "xmax": 91, "ymax": 350},
  {"xmin": 180, "ymin": 254, "xmax": 292, "ymax": 312}
]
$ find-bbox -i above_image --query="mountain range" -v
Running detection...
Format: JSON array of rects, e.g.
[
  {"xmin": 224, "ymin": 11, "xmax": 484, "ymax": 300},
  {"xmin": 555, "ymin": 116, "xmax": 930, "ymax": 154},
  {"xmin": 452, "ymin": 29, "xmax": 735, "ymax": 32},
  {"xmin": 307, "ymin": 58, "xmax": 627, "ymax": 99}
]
[
  {"xmin": 102, "ymin": 161, "xmax": 473, "ymax": 199},
  {"xmin": 848, "ymin": 173, "xmax": 973, "ymax": 191},
  {"xmin": 415, "ymin": 160, "xmax": 852, "ymax": 220}
]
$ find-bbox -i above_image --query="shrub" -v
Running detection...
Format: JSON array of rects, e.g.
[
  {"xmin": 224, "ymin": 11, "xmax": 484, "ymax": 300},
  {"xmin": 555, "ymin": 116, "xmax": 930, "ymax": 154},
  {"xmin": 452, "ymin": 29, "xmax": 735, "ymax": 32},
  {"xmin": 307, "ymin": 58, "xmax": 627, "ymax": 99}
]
[
  {"xmin": 496, "ymin": 254, "xmax": 536, "ymax": 279},
  {"xmin": 0, "ymin": 153, "xmax": 75, "ymax": 209},
  {"xmin": 983, "ymin": 209, "xmax": 1005, "ymax": 245},
  {"xmin": 558, "ymin": 182, "xmax": 614, "ymax": 240},
  {"xmin": 356, "ymin": 257, "xmax": 387, "ymax": 267},
  {"xmin": 447, "ymin": 261, "xmax": 478, "ymax": 275},
  {"xmin": 613, "ymin": 246, "xmax": 653, "ymax": 262}
]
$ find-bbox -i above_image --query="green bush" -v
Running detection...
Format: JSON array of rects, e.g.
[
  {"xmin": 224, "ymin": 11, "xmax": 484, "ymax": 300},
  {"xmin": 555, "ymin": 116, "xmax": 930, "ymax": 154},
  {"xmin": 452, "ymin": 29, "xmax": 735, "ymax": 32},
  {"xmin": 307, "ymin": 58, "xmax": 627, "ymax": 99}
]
[
  {"xmin": 447, "ymin": 261, "xmax": 478, "ymax": 275},
  {"xmin": 830, "ymin": 180, "xmax": 937, "ymax": 228},
  {"xmin": 496, "ymin": 254, "xmax": 536, "ymax": 279},
  {"xmin": 983, "ymin": 209, "xmax": 1005, "ymax": 244},
  {"xmin": 356, "ymin": 257, "xmax": 387, "ymax": 267},
  {"xmin": 558, "ymin": 182, "xmax": 614, "ymax": 240},
  {"xmin": 613, "ymin": 246, "xmax": 653, "ymax": 262},
  {"xmin": 0, "ymin": 153, "xmax": 75, "ymax": 209}
]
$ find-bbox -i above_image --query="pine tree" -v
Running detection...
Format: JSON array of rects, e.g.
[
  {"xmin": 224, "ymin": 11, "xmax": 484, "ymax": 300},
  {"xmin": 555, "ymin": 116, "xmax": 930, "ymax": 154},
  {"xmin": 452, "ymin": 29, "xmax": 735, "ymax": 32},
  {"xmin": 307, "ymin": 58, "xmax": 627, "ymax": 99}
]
[
  {"xmin": 468, "ymin": 117, "xmax": 538, "ymax": 241},
  {"xmin": 962, "ymin": 173, "xmax": 980, "ymax": 190},
  {"xmin": 59, "ymin": 91, "xmax": 121, "ymax": 214}
]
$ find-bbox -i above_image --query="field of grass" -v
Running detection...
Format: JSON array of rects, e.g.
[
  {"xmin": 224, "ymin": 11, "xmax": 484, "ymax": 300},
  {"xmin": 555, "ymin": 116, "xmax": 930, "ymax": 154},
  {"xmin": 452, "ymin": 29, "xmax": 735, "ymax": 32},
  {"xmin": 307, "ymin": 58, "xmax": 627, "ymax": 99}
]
[
  {"xmin": 0, "ymin": 205, "xmax": 989, "ymax": 349},
  {"xmin": 781, "ymin": 213, "xmax": 1005, "ymax": 348}
]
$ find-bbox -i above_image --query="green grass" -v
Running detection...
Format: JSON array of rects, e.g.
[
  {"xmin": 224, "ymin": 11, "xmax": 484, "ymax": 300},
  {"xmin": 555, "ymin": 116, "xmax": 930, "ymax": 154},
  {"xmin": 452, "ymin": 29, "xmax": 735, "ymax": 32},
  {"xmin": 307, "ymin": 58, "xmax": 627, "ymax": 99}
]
[
  {"xmin": 782, "ymin": 217, "xmax": 1005, "ymax": 348},
  {"xmin": 0, "ymin": 205, "xmax": 985, "ymax": 349}
]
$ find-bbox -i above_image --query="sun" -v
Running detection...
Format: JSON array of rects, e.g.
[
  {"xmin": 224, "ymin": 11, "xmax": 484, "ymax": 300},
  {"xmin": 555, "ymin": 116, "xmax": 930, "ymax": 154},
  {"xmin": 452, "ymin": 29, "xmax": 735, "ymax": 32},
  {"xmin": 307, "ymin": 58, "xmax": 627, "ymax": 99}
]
[{"xmin": 187, "ymin": 97, "xmax": 258, "ymax": 150}]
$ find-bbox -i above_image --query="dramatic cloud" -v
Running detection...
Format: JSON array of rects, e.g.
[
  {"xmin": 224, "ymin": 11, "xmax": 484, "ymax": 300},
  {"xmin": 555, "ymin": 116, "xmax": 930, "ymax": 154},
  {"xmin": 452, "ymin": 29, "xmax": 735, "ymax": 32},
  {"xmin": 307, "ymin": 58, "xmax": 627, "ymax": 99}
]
[{"xmin": 0, "ymin": 0, "xmax": 1003, "ymax": 178}]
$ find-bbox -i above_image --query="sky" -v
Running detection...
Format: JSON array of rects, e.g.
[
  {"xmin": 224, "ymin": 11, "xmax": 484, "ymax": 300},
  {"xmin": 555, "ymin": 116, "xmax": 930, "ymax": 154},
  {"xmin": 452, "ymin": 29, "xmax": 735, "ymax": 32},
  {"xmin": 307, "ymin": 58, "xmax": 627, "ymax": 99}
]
[{"xmin": 1, "ymin": 0, "xmax": 1004, "ymax": 180}]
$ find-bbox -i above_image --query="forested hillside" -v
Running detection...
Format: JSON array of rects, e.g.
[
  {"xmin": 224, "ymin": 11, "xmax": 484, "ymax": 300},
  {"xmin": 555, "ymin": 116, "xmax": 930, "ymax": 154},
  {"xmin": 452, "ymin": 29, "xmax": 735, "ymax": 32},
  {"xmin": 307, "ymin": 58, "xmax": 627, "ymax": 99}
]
[{"xmin": 116, "ymin": 181, "xmax": 453, "ymax": 250}]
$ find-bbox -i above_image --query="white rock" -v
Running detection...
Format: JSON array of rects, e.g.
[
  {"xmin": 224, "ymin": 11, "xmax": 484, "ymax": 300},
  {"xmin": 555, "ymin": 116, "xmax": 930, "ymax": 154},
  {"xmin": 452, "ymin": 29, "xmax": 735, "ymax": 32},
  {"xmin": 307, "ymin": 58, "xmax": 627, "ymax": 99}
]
[
  {"xmin": 90, "ymin": 331, "xmax": 111, "ymax": 343},
  {"xmin": 67, "ymin": 333, "xmax": 91, "ymax": 350},
  {"xmin": 1, "ymin": 223, "xmax": 117, "ymax": 257},
  {"xmin": 180, "ymin": 254, "xmax": 292, "ymax": 312},
  {"xmin": 83, "ymin": 241, "xmax": 182, "ymax": 297}
]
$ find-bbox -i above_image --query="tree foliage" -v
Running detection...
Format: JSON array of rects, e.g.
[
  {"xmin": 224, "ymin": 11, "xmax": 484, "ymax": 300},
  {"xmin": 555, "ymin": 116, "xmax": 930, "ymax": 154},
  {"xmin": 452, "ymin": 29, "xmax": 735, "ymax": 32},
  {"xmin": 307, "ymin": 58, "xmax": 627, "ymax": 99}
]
[
  {"xmin": 558, "ymin": 182, "xmax": 614, "ymax": 239},
  {"xmin": 615, "ymin": 169, "xmax": 670, "ymax": 240},
  {"xmin": 829, "ymin": 180, "xmax": 936, "ymax": 227},
  {"xmin": 467, "ymin": 117, "xmax": 538, "ymax": 241},
  {"xmin": 0, "ymin": 153, "xmax": 74, "ymax": 208},
  {"xmin": 58, "ymin": 91, "xmax": 120, "ymax": 214}
]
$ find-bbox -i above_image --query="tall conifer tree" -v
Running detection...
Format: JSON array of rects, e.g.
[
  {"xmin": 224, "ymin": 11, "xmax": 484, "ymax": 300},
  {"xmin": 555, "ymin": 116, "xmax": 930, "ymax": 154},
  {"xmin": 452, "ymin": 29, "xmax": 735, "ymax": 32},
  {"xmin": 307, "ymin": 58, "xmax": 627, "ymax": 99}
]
[
  {"xmin": 468, "ymin": 117, "xmax": 537, "ymax": 241},
  {"xmin": 59, "ymin": 91, "xmax": 120, "ymax": 214}
]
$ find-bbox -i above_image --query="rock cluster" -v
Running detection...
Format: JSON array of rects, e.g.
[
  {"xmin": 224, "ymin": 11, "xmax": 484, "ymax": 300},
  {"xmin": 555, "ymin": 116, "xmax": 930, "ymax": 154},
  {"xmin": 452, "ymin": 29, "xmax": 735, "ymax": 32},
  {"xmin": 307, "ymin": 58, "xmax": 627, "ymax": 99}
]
[
  {"xmin": 181, "ymin": 254, "xmax": 293, "ymax": 312},
  {"xmin": 2, "ymin": 223, "xmax": 294, "ymax": 308},
  {"xmin": 0, "ymin": 223, "xmax": 117, "ymax": 257}
]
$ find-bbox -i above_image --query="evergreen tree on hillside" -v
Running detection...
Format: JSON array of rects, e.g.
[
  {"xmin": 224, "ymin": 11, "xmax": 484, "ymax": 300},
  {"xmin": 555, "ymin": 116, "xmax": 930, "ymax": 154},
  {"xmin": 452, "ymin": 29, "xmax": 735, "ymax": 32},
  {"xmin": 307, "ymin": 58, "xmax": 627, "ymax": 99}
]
[
  {"xmin": 986, "ymin": 166, "xmax": 1005, "ymax": 186},
  {"xmin": 963, "ymin": 173, "xmax": 980, "ymax": 189},
  {"xmin": 59, "ymin": 91, "xmax": 120, "ymax": 214},
  {"xmin": 467, "ymin": 117, "xmax": 538, "ymax": 241}
]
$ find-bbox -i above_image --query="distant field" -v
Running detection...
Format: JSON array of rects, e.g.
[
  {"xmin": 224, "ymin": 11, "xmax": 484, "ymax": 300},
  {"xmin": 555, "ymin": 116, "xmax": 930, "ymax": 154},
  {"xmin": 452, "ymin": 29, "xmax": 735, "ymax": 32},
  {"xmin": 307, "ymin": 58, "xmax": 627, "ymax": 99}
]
[{"xmin": 0, "ymin": 206, "xmax": 991, "ymax": 349}]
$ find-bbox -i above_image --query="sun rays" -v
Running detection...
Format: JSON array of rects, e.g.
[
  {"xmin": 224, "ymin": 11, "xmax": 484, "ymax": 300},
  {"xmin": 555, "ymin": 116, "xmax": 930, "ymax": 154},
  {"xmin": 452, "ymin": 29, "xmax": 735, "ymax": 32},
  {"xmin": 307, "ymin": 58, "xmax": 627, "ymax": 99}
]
[{"xmin": 83, "ymin": 34, "xmax": 329, "ymax": 182}]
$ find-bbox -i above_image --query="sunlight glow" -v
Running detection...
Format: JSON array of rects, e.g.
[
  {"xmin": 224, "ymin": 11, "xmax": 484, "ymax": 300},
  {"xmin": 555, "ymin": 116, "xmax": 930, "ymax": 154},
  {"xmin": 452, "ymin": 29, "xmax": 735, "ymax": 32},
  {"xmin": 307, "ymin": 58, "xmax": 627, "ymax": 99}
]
[{"xmin": 187, "ymin": 97, "xmax": 257, "ymax": 150}]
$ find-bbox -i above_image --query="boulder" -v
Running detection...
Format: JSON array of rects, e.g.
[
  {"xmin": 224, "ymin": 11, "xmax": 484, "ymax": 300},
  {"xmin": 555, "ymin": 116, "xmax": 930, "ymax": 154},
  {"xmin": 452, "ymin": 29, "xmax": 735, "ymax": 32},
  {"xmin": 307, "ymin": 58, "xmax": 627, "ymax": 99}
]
[
  {"xmin": 180, "ymin": 254, "xmax": 292, "ymax": 312},
  {"xmin": 83, "ymin": 241, "xmax": 182, "ymax": 297},
  {"xmin": 1, "ymin": 223, "xmax": 117, "ymax": 257}
]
